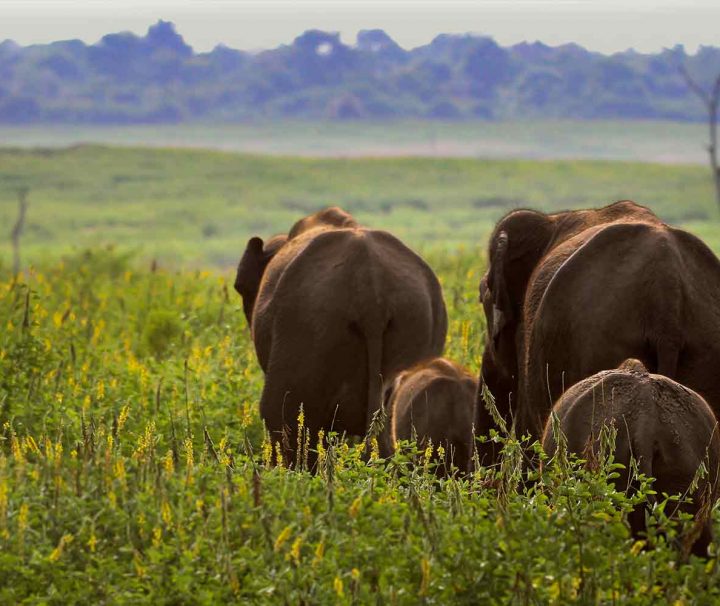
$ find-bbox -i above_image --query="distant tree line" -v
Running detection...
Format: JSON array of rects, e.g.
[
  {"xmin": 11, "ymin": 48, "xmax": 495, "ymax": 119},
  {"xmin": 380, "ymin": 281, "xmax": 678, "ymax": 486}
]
[{"xmin": 0, "ymin": 20, "xmax": 718, "ymax": 124}]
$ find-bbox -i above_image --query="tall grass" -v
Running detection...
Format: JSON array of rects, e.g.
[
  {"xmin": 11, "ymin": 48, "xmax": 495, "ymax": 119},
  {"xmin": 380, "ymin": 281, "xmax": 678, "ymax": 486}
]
[{"xmin": 1, "ymin": 249, "xmax": 719, "ymax": 602}]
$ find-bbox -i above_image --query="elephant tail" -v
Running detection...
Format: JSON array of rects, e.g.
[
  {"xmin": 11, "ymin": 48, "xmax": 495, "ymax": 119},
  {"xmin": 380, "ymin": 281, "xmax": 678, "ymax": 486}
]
[{"xmin": 364, "ymin": 324, "xmax": 386, "ymax": 442}]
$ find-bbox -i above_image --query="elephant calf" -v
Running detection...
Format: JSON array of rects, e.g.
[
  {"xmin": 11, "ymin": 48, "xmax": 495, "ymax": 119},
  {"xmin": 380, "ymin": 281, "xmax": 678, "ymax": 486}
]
[
  {"xmin": 542, "ymin": 359, "xmax": 720, "ymax": 557},
  {"xmin": 387, "ymin": 358, "xmax": 477, "ymax": 475}
]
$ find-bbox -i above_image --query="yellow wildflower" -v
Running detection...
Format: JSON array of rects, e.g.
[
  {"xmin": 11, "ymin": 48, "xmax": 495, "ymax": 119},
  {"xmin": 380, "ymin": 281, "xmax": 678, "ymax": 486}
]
[
  {"xmin": 48, "ymin": 534, "xmax": 74, "ymax": 562},
  {"xmin": 24, "ymin": 435, "xmax": 39, "ymax": 455},
  {"xmin": 631, "ymin": 540, "xmax": 646, "ymax": 556},
  {"xmin": 420, "ymin": 557, "xmax": 431, "ymax": 596},
  {"xmin": 163, "ymin": 450, "xmax": 175, "ymax": 474},
  {"xmin": 461, "ymin": 320, "xmax": 471, "ymax": 355},
  {"xmin": 0, "ymin": 477, "xmax": 7, "ymax": 527},
  {"xmin": 349, "ymin": 495, "xmax": 362, "ymax": 519},
  {"xmin": 316, "ymin": 430, "xmax": 326, "ymax": 465},
  {"xmin": 117, "ymin": 405, "xmax": 130, "ymax": 432},
  {"xmin": 288, "ymin": 536, "xmax": 303, "ymax": 564},
  {"xmin": 184, "ymin": 437, "xmax": 194, "ymax": 467},
  {"xmin": 274, "ymin": 442, "xmax": 285, "ymax": 469},
  {"xmin": 114, "ymin": 459, "xmax": 127, "ymax": 489},
  {"xmin": 18, "ymin": 503, "xmax": 29, "ymax": 534},
  {"xmin": 184, "ymin": 437, "xmax": 194, "ymax": 485},
  {"xmin": 423, "ymin": 442, "xmax": 434, "ymax": 463},
  {"xmin": 91, "ymin": 319, "xmax": 106, "ymax": 345},
  {"xmin": 369, "ymin": 437, "xmax": 379, "ymax": 460},
  {"xmin": 161, "ymin": 500, "xmax": 173, "ymax": 526},
  {"xmin": 333, "ymin": 576, "xmax": 344, "ymax": 598},
  {"xmin": 11, "ymin": 435, "xmax": 24, "ymax": 464},
  {"xmin": 313, "ymin": 539, "xmax": 325, "ymax": 567},
  {"xmin": 297, "ymin": 406, "xmax": 305, "ymax": 429},
  {"xmin": 134, "ymin": 551, "xmax": 146, "ymax": 577},
  {"xmin": 274, "ymin": 525, "xmax": 292, "ymax": 552}
]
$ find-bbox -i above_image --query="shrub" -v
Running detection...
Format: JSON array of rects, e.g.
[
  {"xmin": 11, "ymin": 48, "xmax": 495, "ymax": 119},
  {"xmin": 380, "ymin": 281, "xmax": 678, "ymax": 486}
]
[{"xmin": 142, "ymin": 309, "xmax": 183, "ymax": 358}]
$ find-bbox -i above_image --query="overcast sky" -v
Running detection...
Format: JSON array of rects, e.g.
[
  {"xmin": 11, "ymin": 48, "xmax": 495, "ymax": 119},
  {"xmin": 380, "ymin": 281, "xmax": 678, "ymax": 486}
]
[{"xmin": 1, "ymin": 0, "xmax": 718, "ymax": 54}]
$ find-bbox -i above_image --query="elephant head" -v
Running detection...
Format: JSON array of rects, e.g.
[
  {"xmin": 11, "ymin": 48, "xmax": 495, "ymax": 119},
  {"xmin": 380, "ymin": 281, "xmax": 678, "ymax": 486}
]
[
  {"xmin": 476, "ymin": 210, "xmax": 555, "ymax": 461},
  {"xmin": 481, "ymin": 209, "xmax": 555, "ymax": 377},
  {"xmin": 234, "ymin": 234, "xmax": 288, "ymax": 325},
  {"xmin": 234, "ymin": 206, "xmax": 358, "ymax": 327},
  {"xmin": 288, "ymin": 206, "xmax": 358, "ymax": 239}
]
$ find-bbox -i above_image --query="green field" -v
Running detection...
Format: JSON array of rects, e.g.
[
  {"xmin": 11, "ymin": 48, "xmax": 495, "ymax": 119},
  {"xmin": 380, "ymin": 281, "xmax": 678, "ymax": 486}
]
[
  {"xmin": 0, "ymin": 145, "xmax": 717, "ymax": 271},
  {"xmin": 2, "ymin": 142, "xmax": 720, "ymax": 601},
  {"xmin": 2, "ymin": 248, "xmax": 720, "ymax": 602},
  {"xmin": 0, "ymin": 120, "xmax": 710, "ymax": 164}
]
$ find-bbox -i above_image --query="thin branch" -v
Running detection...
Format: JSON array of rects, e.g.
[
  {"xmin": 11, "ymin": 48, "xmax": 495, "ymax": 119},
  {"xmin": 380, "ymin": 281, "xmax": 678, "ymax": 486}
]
[
  {"xmin": 680, "ymin": 64, "xmax": 712, "ymax": 108},
  {"xmin": 710, "ymin": 74, "xmax": 720, "ymax": 118},
  {"xmin": 680, "ymin": 64, "xmax": 720, "ymax": 211},
  {"xmin": 11, "ymin": 187, "xmax": 29, "ymax": 277}
]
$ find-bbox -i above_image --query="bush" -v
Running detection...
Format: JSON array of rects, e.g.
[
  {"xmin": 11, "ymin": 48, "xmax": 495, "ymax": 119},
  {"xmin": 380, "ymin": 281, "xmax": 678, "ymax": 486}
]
[
  {"xmin": 1, "ymin": 250, "xmax": 719, "ymax": 602},
  {"xmin": 142, "ymin": 309, "xmax": 183, "ymax": 358}
]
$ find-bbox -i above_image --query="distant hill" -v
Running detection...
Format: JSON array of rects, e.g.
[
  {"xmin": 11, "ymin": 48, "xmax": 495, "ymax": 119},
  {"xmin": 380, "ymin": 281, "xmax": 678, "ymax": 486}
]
[{"xmin": 0, "ymin": 20, "xmax": 718, "ymax": 124}]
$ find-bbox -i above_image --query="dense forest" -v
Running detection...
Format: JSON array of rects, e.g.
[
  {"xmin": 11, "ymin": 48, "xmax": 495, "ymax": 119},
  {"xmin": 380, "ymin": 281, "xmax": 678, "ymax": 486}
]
[{"xmin": 0, "ymin": 20, "xmax": 718, "ymax": 124}]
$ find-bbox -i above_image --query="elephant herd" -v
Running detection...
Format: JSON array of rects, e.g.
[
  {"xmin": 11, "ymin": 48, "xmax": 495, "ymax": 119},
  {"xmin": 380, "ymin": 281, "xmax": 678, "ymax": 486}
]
[{"xmin": 235, "ymin": 202, "xmax": 720, "ymax": 556}]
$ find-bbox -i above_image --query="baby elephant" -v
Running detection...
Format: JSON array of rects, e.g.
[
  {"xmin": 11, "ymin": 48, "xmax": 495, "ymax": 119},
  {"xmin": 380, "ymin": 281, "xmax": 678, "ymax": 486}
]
[
  {"xmin": 387, "ymin": 358, "xmax": 477, "ymax": 475},
  {"xmin": 542, "ymin": 359, "xmax": 720, "ymax": 557}
]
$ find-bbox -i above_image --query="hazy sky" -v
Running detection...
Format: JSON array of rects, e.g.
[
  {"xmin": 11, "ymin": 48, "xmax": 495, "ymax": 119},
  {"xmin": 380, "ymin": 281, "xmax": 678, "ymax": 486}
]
[{"xmin": 1, "ymin": 0, "xmax": 718, "ymax": 54}]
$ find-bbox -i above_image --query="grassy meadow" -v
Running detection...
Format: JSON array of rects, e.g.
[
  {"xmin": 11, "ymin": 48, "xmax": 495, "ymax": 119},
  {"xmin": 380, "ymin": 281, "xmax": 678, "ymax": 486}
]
[
  {"xmin": 2, "ymin": 141, "xmax": 720, "ymax": 601},
  {"xmin": 0, "ymin": 144, "xmax": 718, "ymax": 270},
  {"xmin": 2, "ymin": 248, "xmax": 720, "ymax": 603}
]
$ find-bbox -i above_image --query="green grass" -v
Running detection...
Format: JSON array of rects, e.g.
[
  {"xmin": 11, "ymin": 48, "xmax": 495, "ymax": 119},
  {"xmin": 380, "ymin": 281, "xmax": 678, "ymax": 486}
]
[
  {"xmin": 2, "ymin": 140, "xmax": 720, "ymax": 599},
  {"xmin": 1, "ymin": 249, "xmax": 719, "ymax": 603},
  {"xmin": 0, "ymin": 145, "xmax": 717, "ymax": 269}
]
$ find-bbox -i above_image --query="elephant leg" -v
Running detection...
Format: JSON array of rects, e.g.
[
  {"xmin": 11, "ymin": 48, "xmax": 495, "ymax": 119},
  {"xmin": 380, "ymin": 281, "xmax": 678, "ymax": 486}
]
[
  {"xmin": 259, "ymin": 376, "xmax": 299, "ymax": 468},
  {"xmin": 690, "ymin": 521, "xmax": 713, "ymax": 558}
]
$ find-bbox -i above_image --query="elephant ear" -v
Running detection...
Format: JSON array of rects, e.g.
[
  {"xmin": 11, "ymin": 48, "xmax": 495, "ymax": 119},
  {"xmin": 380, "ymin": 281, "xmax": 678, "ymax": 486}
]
[
  {"xmin": 234, "ymin": 237, "xmax": 264, "ymax": 296},
  {"xmin": 487, "ymin": 210, "xmax": 555, "ymax": 339},
  {"xmin": 490, "ymin": 231, "xmax": 511, "ymax": 340},
  {"xmin": 234, "ymin": 237, "xmax": 269, "ymax": 325},
  {"xmin": 235, "ymin": 235, "xmax": 288, "ymax": 324}
]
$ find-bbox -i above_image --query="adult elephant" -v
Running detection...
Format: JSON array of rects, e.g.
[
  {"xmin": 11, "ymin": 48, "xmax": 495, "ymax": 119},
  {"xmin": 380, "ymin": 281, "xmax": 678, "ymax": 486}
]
[
  {"xmin": 477, "ymin": 200, "xmax": 720, "ymax": 463},
  {"xmin": 235, "ymin": 207, "xmax": 448, "ymax": 465}
]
